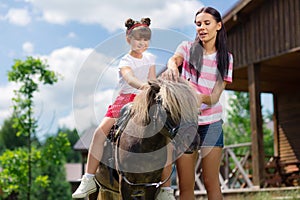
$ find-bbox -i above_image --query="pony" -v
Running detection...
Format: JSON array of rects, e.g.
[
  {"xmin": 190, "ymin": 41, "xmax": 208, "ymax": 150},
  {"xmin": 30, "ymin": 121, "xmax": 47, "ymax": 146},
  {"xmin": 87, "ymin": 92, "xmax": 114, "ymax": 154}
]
[{"xmin": 90, "ymin": 77, "xmax": 199, "ymax": 200}]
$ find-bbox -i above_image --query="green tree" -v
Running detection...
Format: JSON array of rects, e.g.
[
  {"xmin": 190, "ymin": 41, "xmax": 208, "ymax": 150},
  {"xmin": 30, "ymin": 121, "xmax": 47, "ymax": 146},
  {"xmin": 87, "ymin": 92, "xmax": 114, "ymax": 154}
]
[
  {"xmin": 0, "ymin": 147, "xmax": 48, "ymax": 199},
  {"xmin": 0, "ymin": 133, "xmax": 72, "ymax": 200},
  {"xmin": 57, "ymin": 127, "xmax": 81, "ymax": 163},
  {"xmin": 37, "ymin": 132, "xmax": 71, "ymax": 200},
  {"xmin": 0, "ymin": 116, "xmax": 25, "ymax": 153},
  {"xmin": 224, "ymin": 92, "xmax": 251, "ymax": 144},
  {"xmin": 224, "ymin": 91, "xmax": 273, "ymax": 156},
  {"xmin": 4, "ymin": 57, "xmax": 58, "ymax": 199}
]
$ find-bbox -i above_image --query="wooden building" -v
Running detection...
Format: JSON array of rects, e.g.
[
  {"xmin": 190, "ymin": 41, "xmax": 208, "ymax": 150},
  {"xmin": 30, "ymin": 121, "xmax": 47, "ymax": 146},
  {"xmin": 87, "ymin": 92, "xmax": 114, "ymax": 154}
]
[{"xmin": 223, "ymin": 0, "xmax": 300, "ymax": 187}]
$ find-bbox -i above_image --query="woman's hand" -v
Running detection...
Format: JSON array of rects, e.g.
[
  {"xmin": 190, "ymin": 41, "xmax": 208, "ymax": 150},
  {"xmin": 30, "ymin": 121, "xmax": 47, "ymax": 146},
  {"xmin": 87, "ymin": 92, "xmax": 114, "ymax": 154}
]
[
  {"xmin": 161, "ymin": 68, "xmax": 180, "ymax": 81},
  {"xmin": 197, "ymin": 93, "xmax": 203, "ymax": 106},
  {"xmin": 161, "ymin": 54, "xmax": 183, "ymax": 81}
]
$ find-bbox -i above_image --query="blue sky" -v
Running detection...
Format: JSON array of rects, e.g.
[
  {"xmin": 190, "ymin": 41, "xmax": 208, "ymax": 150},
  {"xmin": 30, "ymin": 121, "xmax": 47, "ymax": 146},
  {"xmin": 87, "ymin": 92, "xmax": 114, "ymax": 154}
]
[{"xmin": 3, "ymin": 0, "xmax": 269, "ymax": 139}]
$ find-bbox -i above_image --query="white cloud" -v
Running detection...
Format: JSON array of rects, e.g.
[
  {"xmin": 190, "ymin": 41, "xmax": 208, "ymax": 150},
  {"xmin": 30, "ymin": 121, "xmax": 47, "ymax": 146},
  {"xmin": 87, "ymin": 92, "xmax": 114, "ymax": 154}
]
[
  {"xmin": 27, "ymin": 0, "xmax": 203, "ymax": 32},
  {"xmin": 32, "ymin": 45, "xmax": 119, "ymax": 134},
  {"xmin": 5, "ymin": 8, "xmax": 31, "ymax": 26},
  {"xmin": 62, "ymin": 89, "xmax": 116, "ymax": 133},
  {"xmin": 22, "ymin": 41, "xmax": 34, "ymax": 54},
  {"xmin": 0, "ymin": 45, "xmax": 118, "ymax": 134},
  {"xmin": 0, "ymin": 83, "xmax": 18, "ymax": 122},
  {"xmin": 58, "ymin": 113, "xmax": 75, "ymax": 129},
  {"xmin": 67, "ymin": 32, "xmax": 77, "ymax": 39}
]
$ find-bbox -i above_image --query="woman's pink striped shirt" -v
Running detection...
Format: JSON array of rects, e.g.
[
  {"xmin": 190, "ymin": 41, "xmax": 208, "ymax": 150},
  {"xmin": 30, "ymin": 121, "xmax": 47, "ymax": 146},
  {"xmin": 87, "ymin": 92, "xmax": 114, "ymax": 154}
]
[{"xmin": 175, "ymin": 41, "xmax": 233, "ymax": 125}]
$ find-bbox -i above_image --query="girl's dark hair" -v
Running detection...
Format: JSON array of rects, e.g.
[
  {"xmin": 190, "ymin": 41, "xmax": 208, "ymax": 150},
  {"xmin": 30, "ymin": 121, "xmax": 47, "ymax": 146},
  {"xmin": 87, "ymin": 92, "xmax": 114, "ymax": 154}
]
[
  {"xmin": 189, "ymin": 7, "xmax": 229, "ymax": 80},
  {"xmin": 125, "ymin": 18, "xmax": 151, "ymax": 40}
]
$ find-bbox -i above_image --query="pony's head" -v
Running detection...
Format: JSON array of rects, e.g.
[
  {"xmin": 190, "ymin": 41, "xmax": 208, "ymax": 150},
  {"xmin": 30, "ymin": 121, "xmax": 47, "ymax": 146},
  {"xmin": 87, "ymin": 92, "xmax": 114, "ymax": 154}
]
[
  {"xmin": 129, "ymin": 77, "xmax": 200, "ymax": 155},
  {"xmin": 131, "ymin": 77, "xmax": 199, "ymax": 126}
]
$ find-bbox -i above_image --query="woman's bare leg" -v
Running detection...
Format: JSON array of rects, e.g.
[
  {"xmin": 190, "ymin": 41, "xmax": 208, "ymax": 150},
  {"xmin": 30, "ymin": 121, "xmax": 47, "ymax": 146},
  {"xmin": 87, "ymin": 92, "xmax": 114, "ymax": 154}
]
[
  {"xmin": 160, "ymin": 143, "xmax": 174, "ymax": 187},
  {"xmin": 201, "ymin": 147, "xmax": 223, "ymax": 200},
  {"xmin": 176, "ymin": 151, "xmax": 198, "ymax": 199}
]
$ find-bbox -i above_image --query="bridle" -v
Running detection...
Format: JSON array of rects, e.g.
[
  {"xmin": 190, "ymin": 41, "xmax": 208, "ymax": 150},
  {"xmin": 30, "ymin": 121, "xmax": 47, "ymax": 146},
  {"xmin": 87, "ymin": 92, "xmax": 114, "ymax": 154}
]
[{"xmin": 115, "ymin": 95, "xmax": 178, "ymax": 190}]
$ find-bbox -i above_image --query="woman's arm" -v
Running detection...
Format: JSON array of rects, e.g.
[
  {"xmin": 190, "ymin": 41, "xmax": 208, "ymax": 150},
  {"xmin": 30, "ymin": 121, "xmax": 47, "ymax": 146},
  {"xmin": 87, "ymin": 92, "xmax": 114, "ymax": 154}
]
[
  {"xmin": 161, "ymin": 54, "xmax": 184, "ymax": 81},
  {"xmin": 199, "ymin": 80, "xmax": 228, "ymax": 106},
  {"xmin": 120, "ymin": 66, "xmax": 148, "ymax": 90}
]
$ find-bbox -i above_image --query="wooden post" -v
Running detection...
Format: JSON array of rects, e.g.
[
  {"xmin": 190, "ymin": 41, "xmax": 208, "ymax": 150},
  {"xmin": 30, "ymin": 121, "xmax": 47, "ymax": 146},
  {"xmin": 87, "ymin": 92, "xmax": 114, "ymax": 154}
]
[
  {"xmin": 81, "ymin": 152, "xmax": 87, "ymax": 176},
  {"xmin": 272, "ymin": 94, "xmax": 279, "ymax": 157},
  {"xmin": 248, "ymin": 64, "xmax": 265, "ymax": 187}
]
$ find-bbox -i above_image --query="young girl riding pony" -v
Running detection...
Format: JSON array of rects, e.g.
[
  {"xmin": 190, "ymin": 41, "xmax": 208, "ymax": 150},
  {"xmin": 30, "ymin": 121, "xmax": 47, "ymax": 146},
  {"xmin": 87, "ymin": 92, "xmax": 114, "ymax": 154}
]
[{"xmin": 72, "ymin": 17, "xmax": 156, "ymax": 198}]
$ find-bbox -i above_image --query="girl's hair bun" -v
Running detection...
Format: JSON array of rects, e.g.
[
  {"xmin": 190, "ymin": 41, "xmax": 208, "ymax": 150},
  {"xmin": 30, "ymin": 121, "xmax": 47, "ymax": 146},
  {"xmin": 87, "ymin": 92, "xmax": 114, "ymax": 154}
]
[
  {"xmin": 125, "ymin": 18, "xmax": 135, "ymax": 30},
  {"xmin": 141, "ymin": 18, "xmax": 151, "ymax": 26}
]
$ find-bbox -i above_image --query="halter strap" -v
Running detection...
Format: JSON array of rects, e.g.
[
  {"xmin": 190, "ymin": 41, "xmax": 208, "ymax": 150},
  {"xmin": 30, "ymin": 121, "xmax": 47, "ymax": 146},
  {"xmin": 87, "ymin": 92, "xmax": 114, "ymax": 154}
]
[{"xmin": 119, "ymin": 166, "xmax": 175, "ymax": 188}]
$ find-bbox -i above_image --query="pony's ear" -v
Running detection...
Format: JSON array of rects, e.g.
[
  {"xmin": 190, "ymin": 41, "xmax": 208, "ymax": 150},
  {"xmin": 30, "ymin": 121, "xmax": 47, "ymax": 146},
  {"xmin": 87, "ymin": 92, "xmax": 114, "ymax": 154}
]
[
  {"xmin": 148, "ymin": 81, "xmax": 160, "ymax": 94},
  {"xmin": 147, "ymin": 81, "xmax": 161, "ymax": 108}
]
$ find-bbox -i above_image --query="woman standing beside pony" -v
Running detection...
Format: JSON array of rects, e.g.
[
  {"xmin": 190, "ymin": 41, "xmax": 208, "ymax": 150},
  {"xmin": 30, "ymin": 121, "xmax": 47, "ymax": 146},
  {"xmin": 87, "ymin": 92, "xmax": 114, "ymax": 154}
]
[
  {"xmin": 72, "ymin": 17, "xmax": 156, "ymax": 198},
  {"xmin": 160, "ymin": 7, "xmax": 233, "ymax": 200}
]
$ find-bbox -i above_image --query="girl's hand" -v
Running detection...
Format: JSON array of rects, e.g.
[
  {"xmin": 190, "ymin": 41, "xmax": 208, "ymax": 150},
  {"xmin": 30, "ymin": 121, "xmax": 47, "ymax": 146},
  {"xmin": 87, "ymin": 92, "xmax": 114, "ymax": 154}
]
[{"xmin": 140, "ymin": 83, "xmax": 150, "ymax": 90}]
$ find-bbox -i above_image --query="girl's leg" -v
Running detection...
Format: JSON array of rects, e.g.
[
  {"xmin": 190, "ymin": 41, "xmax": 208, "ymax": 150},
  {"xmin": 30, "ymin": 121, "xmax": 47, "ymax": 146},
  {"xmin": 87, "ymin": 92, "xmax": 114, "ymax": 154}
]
[
  {"xmin": 176, "ymin": 151, "xmax": 198, "ymax": 200},
  {"xmin": 86, "ymin": 117, "xmax": 116, "ymax": 174},
  {"xmin": 201, "ymin": 147, "xmax": 223, "ymax": 200},
  {"xmin": 72, "ymin": 117, "xmax": 116, "ymax": 198}
]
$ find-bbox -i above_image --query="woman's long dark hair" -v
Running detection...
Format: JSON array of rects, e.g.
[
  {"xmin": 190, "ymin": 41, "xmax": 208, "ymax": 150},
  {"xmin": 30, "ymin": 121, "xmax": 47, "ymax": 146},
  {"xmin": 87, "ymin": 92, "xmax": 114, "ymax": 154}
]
[{"xmin": 189, "ymin": 7, "xmax": 229, "ymax": 80}]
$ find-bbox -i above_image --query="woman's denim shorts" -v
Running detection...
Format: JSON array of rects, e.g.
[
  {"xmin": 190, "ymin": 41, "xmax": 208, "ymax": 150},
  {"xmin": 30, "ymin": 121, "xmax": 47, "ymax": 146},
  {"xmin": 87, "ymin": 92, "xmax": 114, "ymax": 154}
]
[{"xmin": 198, "ymin": 120, "xmax": 224, "ymax": 148}]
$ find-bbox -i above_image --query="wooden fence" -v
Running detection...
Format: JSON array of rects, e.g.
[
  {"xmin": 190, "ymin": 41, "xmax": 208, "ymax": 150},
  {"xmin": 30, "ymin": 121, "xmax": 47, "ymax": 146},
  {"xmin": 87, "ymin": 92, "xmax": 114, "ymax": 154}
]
[{"xmin": 194, "ymin": 142, "xmax": 255, "ymax": 194}]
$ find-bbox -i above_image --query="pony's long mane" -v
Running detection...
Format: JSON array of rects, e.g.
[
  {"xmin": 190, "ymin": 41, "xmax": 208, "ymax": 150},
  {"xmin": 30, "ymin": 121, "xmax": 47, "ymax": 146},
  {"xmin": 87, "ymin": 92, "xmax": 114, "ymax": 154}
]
[{"xmin": 131, "ymin": 77, "xmax": 199, "ymax": 126}]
